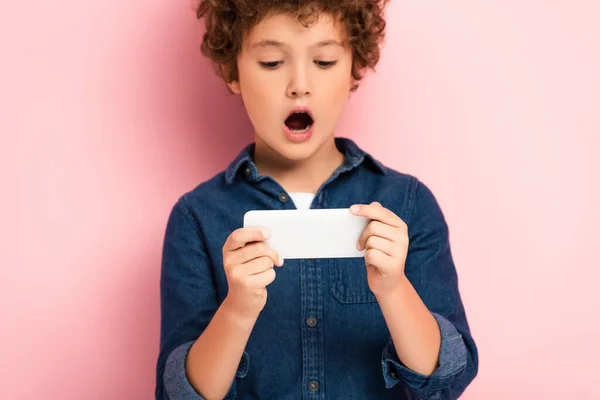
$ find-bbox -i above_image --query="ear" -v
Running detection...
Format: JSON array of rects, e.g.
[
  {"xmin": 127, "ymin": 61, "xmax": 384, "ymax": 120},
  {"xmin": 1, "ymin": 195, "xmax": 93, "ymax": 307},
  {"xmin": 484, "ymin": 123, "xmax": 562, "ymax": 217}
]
[
  {"xmin": 221, "ymin": 63, "xmax": 241, "ymax": 94},
  {"xmin": 348, "ymin": 77, "xmax": 358, "ymax": 95},
  {"xmin": 227, "ymin": 80, "xmax": 241, "ymax": 94}
]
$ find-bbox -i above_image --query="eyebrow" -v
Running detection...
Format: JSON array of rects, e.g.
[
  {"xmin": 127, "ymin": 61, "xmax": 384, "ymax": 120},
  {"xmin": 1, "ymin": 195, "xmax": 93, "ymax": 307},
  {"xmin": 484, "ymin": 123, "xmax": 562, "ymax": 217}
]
[{"xmin": 250, "ymin": 39, "xmax": 345, "ymax": 49}]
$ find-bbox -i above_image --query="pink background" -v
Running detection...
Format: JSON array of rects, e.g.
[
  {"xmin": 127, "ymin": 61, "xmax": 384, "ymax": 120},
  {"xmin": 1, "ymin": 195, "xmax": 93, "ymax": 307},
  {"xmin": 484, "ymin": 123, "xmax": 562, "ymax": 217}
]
[{"xmin": 2, "ymin": 1, "xmax": 599, "ymax": 399}]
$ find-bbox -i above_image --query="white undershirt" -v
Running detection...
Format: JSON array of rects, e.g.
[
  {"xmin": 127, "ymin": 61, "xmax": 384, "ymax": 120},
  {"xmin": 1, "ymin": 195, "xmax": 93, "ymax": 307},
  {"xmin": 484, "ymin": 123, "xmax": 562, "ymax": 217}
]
[{"xmin": 288, "ymin": 192, "xmax": 315, "ymax": 210}]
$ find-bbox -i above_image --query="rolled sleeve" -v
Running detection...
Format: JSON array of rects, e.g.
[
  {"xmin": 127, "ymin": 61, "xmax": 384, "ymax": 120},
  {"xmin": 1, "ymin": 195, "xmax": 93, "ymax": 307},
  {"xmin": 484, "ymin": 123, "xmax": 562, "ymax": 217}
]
[
  {"xmin": 155, "ymin": 197, "xmax": 251, "ymax": 399},
  {"xmin": 379, "ymin": 178, "xmax": 479, "ymax": 399},
  {"xmin": 381, "ymin": 313, "xmax": 467, "ymax": 392},
  {"xmin": 163, "ymin": 341, "xmax": 250, "ymax": 400}
]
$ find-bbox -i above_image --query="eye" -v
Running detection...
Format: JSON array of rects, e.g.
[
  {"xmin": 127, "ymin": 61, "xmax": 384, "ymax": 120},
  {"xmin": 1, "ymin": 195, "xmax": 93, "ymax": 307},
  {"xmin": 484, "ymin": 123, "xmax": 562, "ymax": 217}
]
[
  {"xmin": 259, "ymin": 61, "xmax": 282, "ymax": 69},
  {"xmin": 315, "ymin": 60, "xmax": 338, "ymax": 68}
]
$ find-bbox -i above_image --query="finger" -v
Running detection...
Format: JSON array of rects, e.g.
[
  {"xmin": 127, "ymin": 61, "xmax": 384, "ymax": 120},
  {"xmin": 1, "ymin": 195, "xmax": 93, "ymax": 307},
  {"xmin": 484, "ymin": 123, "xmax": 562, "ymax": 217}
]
[
  {"xmin": 363, "ymin": 235, "xmax": 396, "ymax": 257},
  {"xmin": 364, "ymin": 248, "xmax": 393, "ymax": 273},
  {"xmin": 227, "ymin": 241, "xmax": 283, "ymax": 268},
  {"xmin": 245, "ymin": 268, "xmax": 277, "ymax": 288},
  {"xmin": 350, "ymin": 203, "xmax": 404, "ymax": 228},
  {"xmin": 243, "ymin": 256, "xmax": 275, "ymax": 275},
  {"xmin": 357, "ymin": 220, "xmax": 398, "ymax": 251},
  {"xmin": 224, "ymin": 227, "xmax": 271, "ymax": 252}
]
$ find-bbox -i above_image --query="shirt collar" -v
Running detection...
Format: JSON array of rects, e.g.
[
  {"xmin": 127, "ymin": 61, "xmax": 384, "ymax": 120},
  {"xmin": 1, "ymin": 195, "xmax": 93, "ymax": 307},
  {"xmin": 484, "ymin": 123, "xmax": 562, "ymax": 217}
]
[{"xmin": 224, "ymin": 136, "xmax": 387, "ymax": 185}]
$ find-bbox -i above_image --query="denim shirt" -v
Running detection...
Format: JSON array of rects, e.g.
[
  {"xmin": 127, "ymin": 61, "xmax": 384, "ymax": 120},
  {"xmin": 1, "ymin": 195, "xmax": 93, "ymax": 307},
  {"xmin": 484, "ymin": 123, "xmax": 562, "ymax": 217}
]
[{"xmin": 156, "ymin": 137, "xmax": 478, "ymax": 400}]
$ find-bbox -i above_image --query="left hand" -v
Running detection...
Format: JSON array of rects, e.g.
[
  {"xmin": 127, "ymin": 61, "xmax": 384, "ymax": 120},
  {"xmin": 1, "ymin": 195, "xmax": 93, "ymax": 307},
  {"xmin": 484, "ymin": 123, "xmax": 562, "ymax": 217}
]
[{"xmin": 350, "ymin": 202, "xmax": 409, "ymax": 298}]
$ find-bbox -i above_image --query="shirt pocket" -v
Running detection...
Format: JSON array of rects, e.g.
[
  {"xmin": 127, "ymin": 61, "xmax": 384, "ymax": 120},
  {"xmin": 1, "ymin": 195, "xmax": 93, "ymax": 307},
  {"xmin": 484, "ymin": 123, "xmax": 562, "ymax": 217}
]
[{"xmin": 329, "ymin": 258, "xmax": 378, "ymax": 304}]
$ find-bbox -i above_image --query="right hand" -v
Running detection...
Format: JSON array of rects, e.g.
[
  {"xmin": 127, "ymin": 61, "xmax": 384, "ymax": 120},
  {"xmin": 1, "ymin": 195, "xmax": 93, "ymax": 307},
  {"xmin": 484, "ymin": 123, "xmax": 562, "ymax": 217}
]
[{"xmin": 222, "ymin": 227, "xmax": 283, "ymax": 320}]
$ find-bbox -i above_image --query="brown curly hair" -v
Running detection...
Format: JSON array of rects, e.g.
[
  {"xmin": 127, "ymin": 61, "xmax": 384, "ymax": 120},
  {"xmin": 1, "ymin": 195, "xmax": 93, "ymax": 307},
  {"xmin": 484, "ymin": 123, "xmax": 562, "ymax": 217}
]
[{"xmin": 194, "ymin": 0, "xmax": 390, "ymax": 91}]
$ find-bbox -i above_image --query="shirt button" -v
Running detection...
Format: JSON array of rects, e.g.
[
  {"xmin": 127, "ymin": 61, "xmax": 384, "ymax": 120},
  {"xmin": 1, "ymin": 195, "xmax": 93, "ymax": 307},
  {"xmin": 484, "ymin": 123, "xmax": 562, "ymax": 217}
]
[
  {"xmin": 306, "ymin": 317, "xmax": 317, "ymax": 328},
  {"xmin": 278, "ymin": 193, "xmax": 289, "ymax": 203},
  {"xmin": 308, "ymin": 380, "xmax": 320, "ymax": 392},
  {"xmin": 390, "ymin": 371, "xmax": 398, "ymax": 379},
  {"xmin": 243, "ymin": 166, "xmax": 251, "ymax": 176}
]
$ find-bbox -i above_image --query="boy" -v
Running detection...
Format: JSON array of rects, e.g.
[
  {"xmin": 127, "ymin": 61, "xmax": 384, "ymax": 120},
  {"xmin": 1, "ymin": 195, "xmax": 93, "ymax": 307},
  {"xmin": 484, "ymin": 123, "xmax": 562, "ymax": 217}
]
[{"xmin": 156, "ymin": 1, "xmax": 478, "ymax": 399}]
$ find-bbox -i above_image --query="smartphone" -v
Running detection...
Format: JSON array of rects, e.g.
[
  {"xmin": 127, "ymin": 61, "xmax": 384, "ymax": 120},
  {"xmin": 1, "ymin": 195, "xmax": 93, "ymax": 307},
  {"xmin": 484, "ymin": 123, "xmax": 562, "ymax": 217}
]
[{"xmin": 243, "ymin": 208, "xmax": 370, "ymax": 259}]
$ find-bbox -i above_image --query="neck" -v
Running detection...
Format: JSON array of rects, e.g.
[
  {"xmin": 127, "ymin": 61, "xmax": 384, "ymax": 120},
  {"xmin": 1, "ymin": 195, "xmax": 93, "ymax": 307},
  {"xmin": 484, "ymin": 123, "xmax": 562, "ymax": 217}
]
[{"xmin": 253, "ymin": 135, "xmax": 345, "ymax": 194}]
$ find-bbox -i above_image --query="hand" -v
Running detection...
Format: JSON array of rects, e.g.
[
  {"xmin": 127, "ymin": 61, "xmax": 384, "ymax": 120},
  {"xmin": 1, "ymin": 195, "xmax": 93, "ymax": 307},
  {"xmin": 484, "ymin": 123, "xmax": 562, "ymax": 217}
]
[
  {"xmin": 222, "ymin": 227, "xmax": 284, "ymax": 320},
  {"xmin": 350, "ymin": 202, "xmax": 409, "ymax": 298}
]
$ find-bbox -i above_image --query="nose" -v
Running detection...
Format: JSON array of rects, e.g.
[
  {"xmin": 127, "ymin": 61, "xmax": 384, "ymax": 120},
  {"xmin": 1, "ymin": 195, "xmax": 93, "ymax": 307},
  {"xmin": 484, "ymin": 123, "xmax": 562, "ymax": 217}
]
[{"xmin": 286, "ymin": 67, "xmax": 311, "ymax": 98}]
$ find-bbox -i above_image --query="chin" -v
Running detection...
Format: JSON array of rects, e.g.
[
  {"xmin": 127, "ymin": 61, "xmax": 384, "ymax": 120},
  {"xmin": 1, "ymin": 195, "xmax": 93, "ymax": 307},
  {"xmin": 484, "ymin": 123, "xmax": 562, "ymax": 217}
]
[
  {"xmin": 257, "ymin": 126, "xmax": 332, "ymax": 161},
  {"xmin": 275, "ymin": 142, "xmax": 315, "ymax": 161},
  {"xmin": 269, "ymin": 137, "xmax": 319, "ymax": 161}
]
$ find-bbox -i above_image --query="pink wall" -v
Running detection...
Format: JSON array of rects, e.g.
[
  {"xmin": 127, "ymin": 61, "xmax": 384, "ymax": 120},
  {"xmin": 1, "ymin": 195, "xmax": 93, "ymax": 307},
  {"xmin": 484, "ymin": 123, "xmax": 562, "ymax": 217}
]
[{"xmin": 2, "ymin": 1, "xmax": 598, "ymax": 399}]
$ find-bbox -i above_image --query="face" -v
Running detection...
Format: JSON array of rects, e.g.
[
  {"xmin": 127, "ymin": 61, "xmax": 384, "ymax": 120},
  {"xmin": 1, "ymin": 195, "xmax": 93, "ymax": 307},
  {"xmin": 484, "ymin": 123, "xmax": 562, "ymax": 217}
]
[{"xmin": 228, "ymin": 12, "xmax": 354, "ymax": 163}]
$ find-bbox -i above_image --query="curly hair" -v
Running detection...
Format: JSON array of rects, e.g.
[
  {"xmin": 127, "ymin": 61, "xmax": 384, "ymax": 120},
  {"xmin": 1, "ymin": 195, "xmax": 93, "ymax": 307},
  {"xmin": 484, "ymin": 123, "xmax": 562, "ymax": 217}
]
[{"xmin": 194, "ymin": 0, "xmax": 390, "ymax": 91}]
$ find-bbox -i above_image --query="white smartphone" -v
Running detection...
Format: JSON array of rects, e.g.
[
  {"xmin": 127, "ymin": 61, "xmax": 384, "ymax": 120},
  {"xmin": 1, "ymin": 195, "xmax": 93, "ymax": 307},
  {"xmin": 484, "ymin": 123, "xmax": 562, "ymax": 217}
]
[{"xmin": 243, "ymin": 208, "xmax": 370, "ymax": 259}]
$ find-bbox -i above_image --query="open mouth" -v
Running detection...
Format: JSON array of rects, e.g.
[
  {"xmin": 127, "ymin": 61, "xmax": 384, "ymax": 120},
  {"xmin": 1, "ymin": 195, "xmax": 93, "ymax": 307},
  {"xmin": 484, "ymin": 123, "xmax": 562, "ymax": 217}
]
[{"xmin": 284, "ymin": 111, "xmax": 314, "ymax": 133}]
